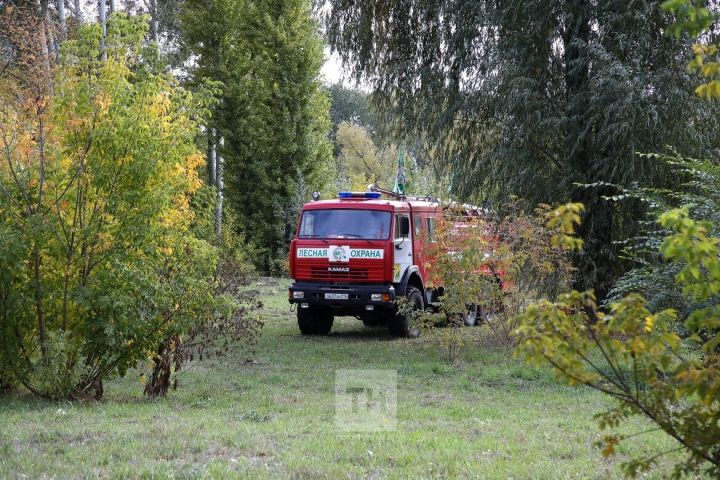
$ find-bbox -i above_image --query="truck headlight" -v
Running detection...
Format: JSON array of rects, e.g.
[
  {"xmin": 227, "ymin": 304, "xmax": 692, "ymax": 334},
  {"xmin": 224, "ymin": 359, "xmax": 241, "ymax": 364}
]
[
  {"xmin": 371, "ymin": 294, "xmax": 382, "ymax": 302},
  {"xmin": 293, "ymin": 291, "xmax": 304, "ymax": 299}
]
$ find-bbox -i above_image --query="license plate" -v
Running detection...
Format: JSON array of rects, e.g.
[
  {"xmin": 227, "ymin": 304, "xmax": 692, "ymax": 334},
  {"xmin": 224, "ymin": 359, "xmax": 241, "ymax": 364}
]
[{"xmin": 325, "ymin": 293, "xmax": 348, "ymax": 300}]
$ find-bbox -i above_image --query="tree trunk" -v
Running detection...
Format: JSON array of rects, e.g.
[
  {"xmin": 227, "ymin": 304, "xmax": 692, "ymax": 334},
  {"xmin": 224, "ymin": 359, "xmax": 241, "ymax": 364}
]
[
  {"xmin": 208, "ymin": 127, "xmax": 216, "ymax": 187},
  {"xmin": 144, "ymin": 334, "xmax": 181, "ymax": 397},
  {"xmin": 74, "ymin": 0, "xmax": 81, "ymax": 21},
  {"xmin": 149, "ymin": 0, "xmax": 159, "ymax": 43},
  {"xmin": 109, "ymin": 0, "xmax": 115, "ymax": 14},
  {"xmin": 34, "ymin": 0, "xmax": 51, "ymax": 69},
  {"xmin": 98, "ymin": 0, "xmax": 106, "ymax": 60},
  {"xmin": 215, "ymin": 136, "xmax": 224, "ymax": 237},
  {"xmin": 57, "ymin": 0, "xmax": 66, "ymax": 38},
  {"xmin": 35, "ymin": 111, "xmax": 48, "ymax": 360}
]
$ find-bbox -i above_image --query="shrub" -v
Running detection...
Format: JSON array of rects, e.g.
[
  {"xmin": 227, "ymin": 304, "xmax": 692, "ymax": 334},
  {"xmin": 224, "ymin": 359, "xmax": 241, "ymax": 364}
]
[
  {"xmin": 516, "ymin": 205, "xmax": 720, "ymax": 478},
  {"xmin": 143, "ymin": 188, "xmax": 263, "ymax": 397},
  {"xmin": 0, "ymin": 13, "xmax": 238, "ymax": 398},
  {"xmin": 423, "ymin": 202, "xmax": 574, "ymax": 348}
]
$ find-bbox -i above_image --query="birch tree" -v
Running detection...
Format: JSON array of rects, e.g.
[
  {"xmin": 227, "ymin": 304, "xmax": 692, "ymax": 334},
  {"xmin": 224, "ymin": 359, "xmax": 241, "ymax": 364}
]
[
  {"xmin": 215, "ymin": 136, "xmax": 224, "ymax": 236},
  {"xmin": 146, "ymin": 0, "xmax": 158, "ymax": 43},
  {"xmin": 98, "ymin": 0, "xmax": 106, "ymax": 59},
  {"xmin": 56, "ymin": 0, "xmax": 65, "ymax": 36},
  {"xmin": 207, "ymin": 127, "xmax": 216, "ymax": 187}
]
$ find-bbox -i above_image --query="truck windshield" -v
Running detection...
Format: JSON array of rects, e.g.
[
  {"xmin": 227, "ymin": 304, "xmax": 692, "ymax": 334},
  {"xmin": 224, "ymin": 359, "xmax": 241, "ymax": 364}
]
[{"xmin": 299, "ymin": 209, "xmax": 391, "ymax": 240}]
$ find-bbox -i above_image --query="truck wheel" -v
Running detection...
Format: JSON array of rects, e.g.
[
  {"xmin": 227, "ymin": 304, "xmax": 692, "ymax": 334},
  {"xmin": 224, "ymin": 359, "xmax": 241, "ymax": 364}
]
[
  {"xmin": 298, "ymin": 307, "xmax": 334, "ymax": 335},
  {"xmin": 389, "ymin": 286, "xmax": 424, "ymax": 337}
]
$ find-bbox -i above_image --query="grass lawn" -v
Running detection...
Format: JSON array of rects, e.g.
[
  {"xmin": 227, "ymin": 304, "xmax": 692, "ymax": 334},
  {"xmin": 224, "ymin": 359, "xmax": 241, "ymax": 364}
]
[{"xmin": 0, "ymin": 277, "xmax": 682, "ymax": 479}]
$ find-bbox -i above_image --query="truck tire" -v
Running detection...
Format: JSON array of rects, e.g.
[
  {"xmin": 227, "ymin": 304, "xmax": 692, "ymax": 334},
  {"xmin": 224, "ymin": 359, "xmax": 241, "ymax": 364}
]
[
  {"xmin": 388, "ymin": 286, "xmax": 424, "ymax": 337},
  {"xmin": 298, "ymin": 307, "xmax": 334, "ymax": 335}
]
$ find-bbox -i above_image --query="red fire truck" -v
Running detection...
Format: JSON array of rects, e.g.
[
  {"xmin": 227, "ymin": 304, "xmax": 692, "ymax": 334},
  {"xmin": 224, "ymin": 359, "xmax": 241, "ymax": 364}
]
[{"xmin": 288, "ymin": 189, "xmax": 452, "ymax": 336}]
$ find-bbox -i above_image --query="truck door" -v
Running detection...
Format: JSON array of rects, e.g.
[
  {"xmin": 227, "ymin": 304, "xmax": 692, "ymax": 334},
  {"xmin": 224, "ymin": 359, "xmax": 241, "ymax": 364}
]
[
  {"xmin": 393, "ymin": 213, "xmax": 413, "ymax": 283},
  {"xmin": 412, "ymin": 213, "xmax": 425, "ymax": 278}
]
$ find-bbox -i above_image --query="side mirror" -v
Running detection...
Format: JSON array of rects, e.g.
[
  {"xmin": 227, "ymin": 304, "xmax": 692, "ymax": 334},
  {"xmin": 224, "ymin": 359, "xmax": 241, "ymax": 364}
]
[{"xmin": 399, "ymin": 217, "xmax": 410, "ymax": 238}]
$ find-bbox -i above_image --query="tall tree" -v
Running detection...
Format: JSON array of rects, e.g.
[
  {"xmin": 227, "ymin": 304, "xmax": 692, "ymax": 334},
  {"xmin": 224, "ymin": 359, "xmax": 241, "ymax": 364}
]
[
  {"xmin": 183, "ymin": 0, "xmax": 332, "ymax": 272},
  {"xmin": 335, "ymin": 121, "xmax": 395, "ymax": 190},
  {"xmin": 326, "ymin": 0, "xmax": 720, "ymax": 298},
  {"xmin": 328, "ymin": 84, "xmax": 375, "ymax": 134}
]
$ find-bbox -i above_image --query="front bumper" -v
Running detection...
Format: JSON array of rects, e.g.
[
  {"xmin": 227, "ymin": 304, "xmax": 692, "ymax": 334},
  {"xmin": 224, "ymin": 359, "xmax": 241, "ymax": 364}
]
[{"xmin": 288, "ymin": 282, "xmax": 396, "ymax": 311}]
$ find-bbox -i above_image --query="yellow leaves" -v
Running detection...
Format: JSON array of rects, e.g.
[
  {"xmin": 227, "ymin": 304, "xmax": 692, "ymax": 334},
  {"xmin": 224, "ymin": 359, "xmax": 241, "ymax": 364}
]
[
  {"xmin": 688, "ymin": 42, "xmax": 720, "ymax": 99},
  {"xmin": 97, "ymin": 231, "xmax": 115, "ymax": 252},
  {"xmin": 94, "ymin": 92, "xmax": 112, "ymax": 112},
  {"xmin": 185, "ymin": 153, "xmax": 205, "ymax": 193},
  {"xmin": 60, "ymin": 155, "xmax": 74, "ymax": 170},
  {"xmin": 695, "ymin": 79, "xmax": 720, "ymax": 99},
  {"xmin": 692, "ymin": 43, "xmax": 717, "ymax": 56},
  {"xmin": 149, "ymin": 92, "xmax": 172, "ymax": 118},
  {"xmin": 643, "ymin": 315, "xmax": 655, "ymax": 333},
  {"xmin": 630, "ymin": 337, "xmax": 646, "ymax": 353},
  {"xmin": 548, "ymin": 203, "xmax": 585, "ymax": 250}
]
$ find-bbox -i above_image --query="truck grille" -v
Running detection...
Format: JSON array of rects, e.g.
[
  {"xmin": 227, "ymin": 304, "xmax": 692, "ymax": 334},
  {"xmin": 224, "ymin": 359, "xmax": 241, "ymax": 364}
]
[{"xmin": 310, "ymin": 267, "xmax": 369, "ymax": 281}]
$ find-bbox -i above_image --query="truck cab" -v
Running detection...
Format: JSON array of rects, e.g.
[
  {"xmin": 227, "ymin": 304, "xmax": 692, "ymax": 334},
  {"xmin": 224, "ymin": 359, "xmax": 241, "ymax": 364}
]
[{"xmin": 288, "ymin": 191, "xmax": 439, "ymax": 336}]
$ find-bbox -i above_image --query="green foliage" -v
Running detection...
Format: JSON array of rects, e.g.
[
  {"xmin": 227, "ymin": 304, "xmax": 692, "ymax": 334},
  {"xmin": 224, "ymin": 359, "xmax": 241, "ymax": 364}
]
[
  {"xmin": 516, "ymin": 205, "xmax": 720, "ymax": 478},
  {"xmin": 327, "ymin": 84, "xmax": 376, "ymax": 136},
  {"xmin": 663, "ymin": 0, "xmax": 715, "ymax": 38},
  {"xmin": 602, "ymin": 2, "xmax": 720, "ymax": 317},
  {"xmin": 0, "ymin": 14, "xmax": 228, "ymax": 398},
  {"xmin": 422, "ymin": 203, "xmax": 574, "ymax": 351},
  {"xmin": 606, "ymin": 153, "xmax": 720, "ymax": 319},
  {"xmin": 662, "ymin": 0, "xmax": 720, "ymax": 97},
  {"xmin": 327, "ymin": 84, "xmax": 445, "ymax": 198},
  {"xmin": 326, "ymin": 0, "xmax": 720, "ymax": 298},
  {"xmin": 142, "ymin": 183, "xmax": 263, "ymax": 397},
  {"xmin": 335, "ymin": 121, "xmax": 395, "ymax": 190},
  {"xmin": 182, "ymin": 0, "xmax": 333, "ymax": 273}
]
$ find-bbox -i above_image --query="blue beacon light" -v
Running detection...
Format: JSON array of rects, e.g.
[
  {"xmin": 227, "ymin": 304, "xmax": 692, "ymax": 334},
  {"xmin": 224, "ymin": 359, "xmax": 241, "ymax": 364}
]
[{"xmin": 338, "ymin": 191, "xmax": 381, "ymax": 199}]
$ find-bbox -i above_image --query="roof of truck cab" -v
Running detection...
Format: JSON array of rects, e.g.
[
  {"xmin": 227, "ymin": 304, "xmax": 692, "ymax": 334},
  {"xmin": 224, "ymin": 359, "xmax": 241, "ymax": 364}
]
[{"xmin": 301, "ymin": 198, "xmax": 440, "ymax": 211}]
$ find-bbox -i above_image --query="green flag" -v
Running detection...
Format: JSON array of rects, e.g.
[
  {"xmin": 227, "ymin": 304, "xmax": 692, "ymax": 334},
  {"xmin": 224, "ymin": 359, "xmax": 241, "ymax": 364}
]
[{"xmin": 393, "ymin": 145, "xmax": 406, "ymax": 195}]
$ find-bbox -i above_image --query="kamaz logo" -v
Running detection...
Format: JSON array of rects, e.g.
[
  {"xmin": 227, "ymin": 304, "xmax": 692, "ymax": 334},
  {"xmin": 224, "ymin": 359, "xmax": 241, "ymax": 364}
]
[{"xmin": 328, "ymin": 267, "xmax": 350, "ymax": 272}]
